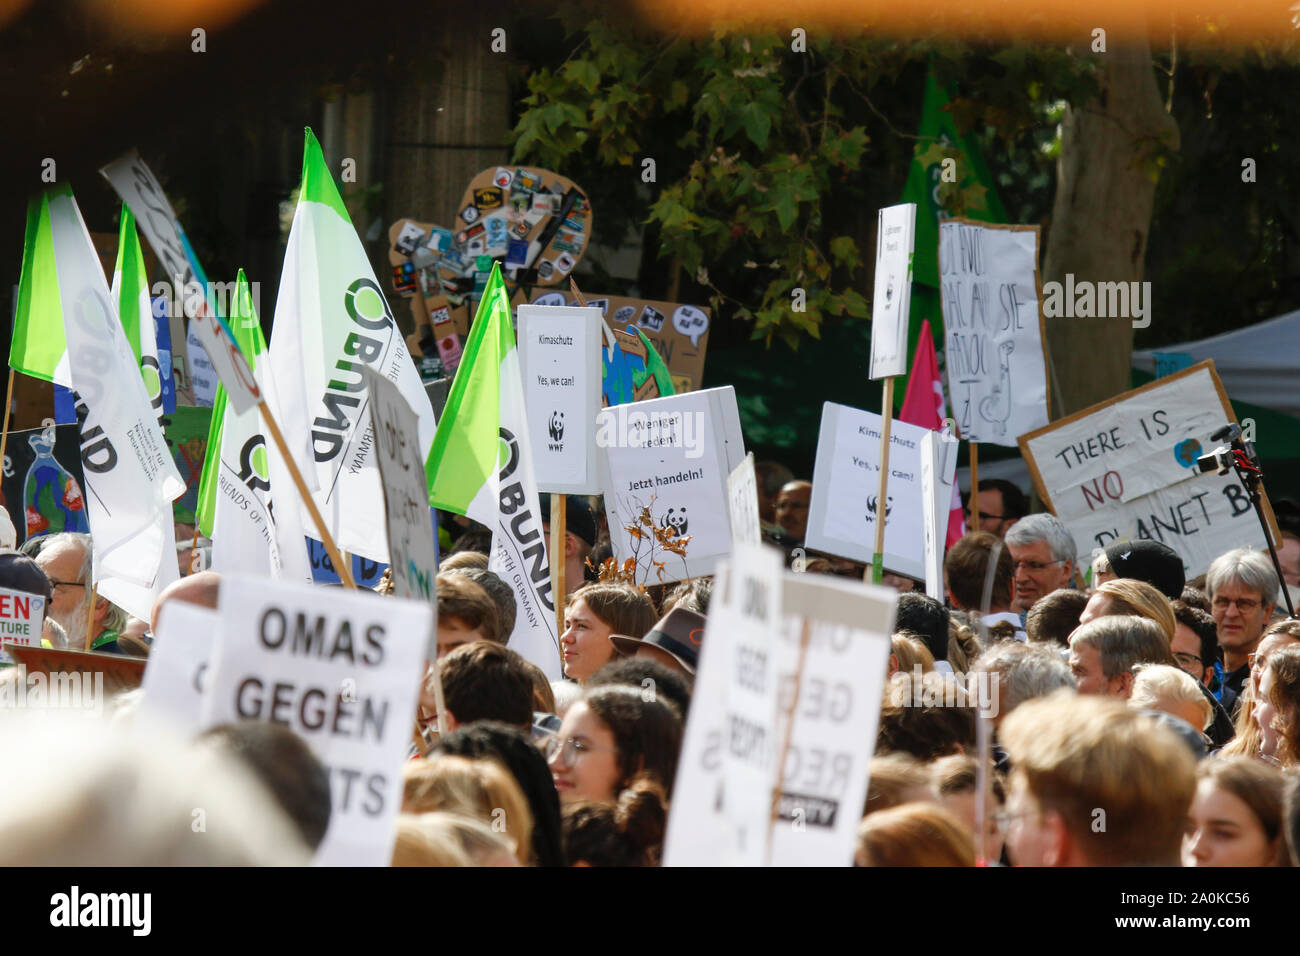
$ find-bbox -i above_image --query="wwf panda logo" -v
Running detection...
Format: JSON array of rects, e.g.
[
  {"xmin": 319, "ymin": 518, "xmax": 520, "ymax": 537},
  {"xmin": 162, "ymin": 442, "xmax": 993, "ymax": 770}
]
[
  {"xmin": 548, "ymin": 411, "xmax": 564, "ymax": 442},
  {"xmin": 661, "ymin": 507, "xmax": 688, "ymax": 537},
  {"xmin": 866, "ymin": 495, "xmax": 894, "ymax": 521}
]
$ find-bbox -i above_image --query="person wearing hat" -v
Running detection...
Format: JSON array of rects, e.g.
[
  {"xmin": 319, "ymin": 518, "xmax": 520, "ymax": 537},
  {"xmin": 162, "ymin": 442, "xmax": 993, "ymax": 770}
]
[
  {"xmin": 1097, "ymin": 539, "xmax": 1186, "ymax": 601},
  {"xmin": 610, "ymin": 606, "xmax": 705, "ymax": 680},
  {"xmin": 0, "ymin": 548, "xmax": 61, "ymax": 649},
  {"xmin": 540, "ymin": 494, "xmax": 598, "ymax": 599}
]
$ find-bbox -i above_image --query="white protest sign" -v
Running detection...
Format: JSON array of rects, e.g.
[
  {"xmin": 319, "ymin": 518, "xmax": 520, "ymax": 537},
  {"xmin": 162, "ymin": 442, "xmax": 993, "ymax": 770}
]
[
  {"xmin": 517, "ymin": 304, "xmax": 602, "ymax": 494},
  {"xmin": 200, "ymin": 573, "xmax": 429, "ymax": 866},
  {"xmin": 806, "ymin": 402, "xmax": 958, "ymax": 578},
  {"xmin": 0, "ymin": 588, "xmax": 46, "ymax": 663},
  {"xmin": 664, "ymin": 557, "xmax": 897, "ymax": 867},
  {"xmin": 185, "ymin": 325, "xmax": 221, "ymax": 407},
  {"xmin": 869, "ymin": 203, "xmax": 916, "ymax": 380},
  {"xmin": 727, "ymin": 452, "xmax": 761, "ymax": 546},
  {"xmin": 919, "ymin": 432, "xmax": 944, "ymax": 601},
  {"xmin": 769, "ymin": 574, "xmax": 896, "ymax": 866},
  {"xmin": 139, "ymin": 601, "xmax": 219, "ymax": 734},
  {"xmin": 939, "ymin": 219, "xmax": 1049, "ymax": 445},
  {"xmin": 597, "ymin": 386, "xmax": 746, "ymax": 582},
  {"xmin": 1019, "ymin": 360, "xmax": 1277, "ymax": 578},
  {"xmin": 363, "ymin": 367, "xmax": 437, "ymax": 615}
]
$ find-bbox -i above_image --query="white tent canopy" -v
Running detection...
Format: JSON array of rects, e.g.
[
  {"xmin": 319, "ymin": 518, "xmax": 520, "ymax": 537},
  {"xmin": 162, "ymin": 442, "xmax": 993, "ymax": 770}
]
[{"xmin": 1132, "ymin": 308, "xmax": 1300, "ymax": 421}]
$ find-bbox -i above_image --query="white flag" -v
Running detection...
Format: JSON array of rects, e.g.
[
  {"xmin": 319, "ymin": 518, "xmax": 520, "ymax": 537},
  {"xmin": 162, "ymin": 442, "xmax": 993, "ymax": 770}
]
[
  {"xmin": 46, "ymin": 188, "xmax": 185, "ymax": 613},
  {"xmin": 265, "ymin": 129, "xmax": 436, "ymax": 563}
]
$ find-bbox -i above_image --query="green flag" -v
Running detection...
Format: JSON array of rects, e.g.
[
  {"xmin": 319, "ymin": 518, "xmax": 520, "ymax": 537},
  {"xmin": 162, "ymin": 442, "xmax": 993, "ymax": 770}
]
[
  {"xmin": 10, "ymin": 189, "xmax": 70, "ymax": 384},
  {"xmin": 195, "ymin": 269, "xmax": 267, "ymax": 537}
]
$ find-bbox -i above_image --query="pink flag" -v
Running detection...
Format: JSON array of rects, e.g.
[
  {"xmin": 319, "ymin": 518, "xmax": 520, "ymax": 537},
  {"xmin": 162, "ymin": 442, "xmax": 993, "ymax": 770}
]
[{"xmin": 899, "ymin": 320, "xmax": 965, "ymax": 547}]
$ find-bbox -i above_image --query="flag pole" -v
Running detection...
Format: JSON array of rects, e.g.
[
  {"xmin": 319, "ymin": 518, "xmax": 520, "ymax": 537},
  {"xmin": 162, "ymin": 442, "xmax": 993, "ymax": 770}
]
[
  {"xmin": 0, "ymin": 369, "xmax": 14, "ymax": 469},
  {"xmin": 869, "ymin": 377, "xmax": 895, "ymax": 585},
  {"xmin": 551, "ymin": 495, "xmax": 567, "ymax": 638},
  {"xmin": 84, "ymin": 584, "xmax": 98, "ymax": 651},
  {"xmin": 258, "ymin": 399, "xmax": 357, "ymax": 589},
  {"xmin": 767, "ymin": 619, "xmax": 812, "ymax": 865}
]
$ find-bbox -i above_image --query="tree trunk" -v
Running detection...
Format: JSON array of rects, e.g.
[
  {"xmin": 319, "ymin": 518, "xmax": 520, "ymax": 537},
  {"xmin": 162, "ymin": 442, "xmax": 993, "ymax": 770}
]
[{"xmin": 1042, "ymin": 40, "xmax": 1178, "ymax": 417}]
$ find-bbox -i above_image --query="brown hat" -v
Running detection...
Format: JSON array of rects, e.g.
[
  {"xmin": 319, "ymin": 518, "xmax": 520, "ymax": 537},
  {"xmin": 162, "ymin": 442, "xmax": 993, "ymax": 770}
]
[{"xmin": 610, "ymin": 606, "xmax": 706, "ymax": 674}]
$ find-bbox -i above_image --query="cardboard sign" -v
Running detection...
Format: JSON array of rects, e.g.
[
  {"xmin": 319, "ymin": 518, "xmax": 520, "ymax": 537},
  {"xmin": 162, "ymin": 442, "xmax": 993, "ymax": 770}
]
[
  {"xmin": 597, "ymin": 387, "xmax": 746, "ymax": 582},
  {"xmin": 727, "ymin": 453, "xmax": 762, "ymax": 546},
  {"xmin": 4, "ymin": 644, "xmax": 145, "ymax": 696},
  {"xmin": 665, "ymin": 558, "xmax": 897, "ymax": 866},
  {"xmin": 517, "ymin": 305, "xmax": 603, "ymax": 494},
  {"xmin": 805, "ymin": 402, "xmax": 959, "ymax": 578},
  {"xmin": 1019, "ymin": 360, "xmax": 1278, "ymax": 577},
  {"xmin": 869, "ymin": 203, "xmax": 916, "ymax": 380},
  {"xmin": 1, "ymin": 423, "xmax": 91, "ymax": 545},
  {"xmin": 200, "ymin": 574, "xmax": 430, "ymax": 866},
  {"xmin": 939, "ymin": 219, "xmax": 1050, "ymax": 445},
  {"xmin": 139, "ymin": 601, "xmax": 219, "ymax": 734},
  {"xmin": 768, "ymin": 574, "xmax": 896, "ymax": 865},
  {"xmin": 0, "ymin": 588, "xmax": 47, "ymax": 664},
  {"xmin": 529, "ymin": 290, "xmax": 711, "ymax": 393},
  {"xmin": 363, "ymin": 368, "xmax": 438, "ymax": 611}
]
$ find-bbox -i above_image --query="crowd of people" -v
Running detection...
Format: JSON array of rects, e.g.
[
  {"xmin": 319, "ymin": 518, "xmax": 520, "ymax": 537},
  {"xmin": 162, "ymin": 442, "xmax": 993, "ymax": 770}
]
[{"xmin": 2, "ymin": 470, "xmax": 1300, "ymax": 869}]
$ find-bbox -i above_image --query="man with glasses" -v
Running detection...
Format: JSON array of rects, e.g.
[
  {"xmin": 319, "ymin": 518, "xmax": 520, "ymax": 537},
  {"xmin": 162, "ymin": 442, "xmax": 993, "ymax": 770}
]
[
  {"xmin": 965, "ymin": 479, "xmax": 1027, "ymax": 538},
  {"xmin": 1004, "ymin": 514, "xmax": 1077, "ymax": 615},
  {"xmin": 1206, "ymin": 548, "xmax": 1279, "ymax": 716},
  {"xmin": 32, "ymin": 532, "xmax": 130, "ymax": 653}
]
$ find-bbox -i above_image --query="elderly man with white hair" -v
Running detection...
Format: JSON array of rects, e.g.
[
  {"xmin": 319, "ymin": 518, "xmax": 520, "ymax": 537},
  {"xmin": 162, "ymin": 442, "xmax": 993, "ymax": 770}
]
[
  {"xmin": 1207, "ymin": 548, "xmax": 1280, "ymax": 716},
  {"xmin": 1005, "ymin": 514, "xmax": 1078, "ymax": 615}
]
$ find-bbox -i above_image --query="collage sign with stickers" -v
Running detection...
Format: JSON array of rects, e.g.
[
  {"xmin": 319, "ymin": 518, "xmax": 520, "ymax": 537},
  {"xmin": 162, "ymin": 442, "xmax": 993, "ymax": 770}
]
[{"xmin": 529, "ymin": 290, "xmax": 711, "ymax": 393}]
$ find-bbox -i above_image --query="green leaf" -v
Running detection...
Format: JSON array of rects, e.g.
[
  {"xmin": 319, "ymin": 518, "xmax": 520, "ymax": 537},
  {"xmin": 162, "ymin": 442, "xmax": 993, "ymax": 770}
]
[{"xmin": 740, "ymin": 103, "xmax": 772, "ymax": 150}]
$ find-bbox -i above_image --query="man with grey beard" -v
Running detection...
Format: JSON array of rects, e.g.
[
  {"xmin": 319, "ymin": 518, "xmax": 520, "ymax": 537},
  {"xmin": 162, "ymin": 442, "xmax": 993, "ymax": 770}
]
[{"xmin": 33, "ymin": 533, "xmax": 132, "ymax": 654}]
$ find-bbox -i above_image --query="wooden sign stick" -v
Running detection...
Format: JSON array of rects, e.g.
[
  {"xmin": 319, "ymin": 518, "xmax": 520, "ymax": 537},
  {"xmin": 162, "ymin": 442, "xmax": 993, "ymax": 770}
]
[
  {"xmin": 767, "ymin": 619, "xmax": 812, "ymax": 865},
  {"xmin": 258, "ymin": 400, "xmax": 357, "ymax": 589},
  {"xmin": 868, "ymin": 377, "xmax": 895, "ymax": 585},
  {"xmin": 551, "ymin": 496, "xmax": 567, "ymax": 638},
  {"xmin": 0, "ymin": 369, "xmax": 14, "ymax": 468},
  {"xmin": 84, "ymin": 583, "xmax": 98, "ymax": 651}
]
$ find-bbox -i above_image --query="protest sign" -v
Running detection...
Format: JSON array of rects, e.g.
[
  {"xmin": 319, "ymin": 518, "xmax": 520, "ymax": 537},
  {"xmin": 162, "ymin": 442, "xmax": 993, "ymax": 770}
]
[
  {"xmin": 363, "ymin": 368, "xmax": 438, "ymax": 608},
  {"xmin": 139, "ymin": 601, "xmax": 218, "ymax": 734},
  {"xmin": 665, "ymin": 554, "xmax": 897, "ymax": 866},
  {"xmin": 769, "ymin": 573, "xmax": 896, "ymax": 865},
  {"xmin": 529, "ymin": 289, "xmax": 711, "ymax": 393},
  {"xmin": 597, "ymin": 386, "xmax": 746, "ymax": 583},
  {"xmin": 200, "ymin": 573, "xmax": 429, "ymax": 866},
  {"xmin": 868, "ymin": 203, "xmax": 916, "ymax": 380},
  {"xmin": 1, "ymin": 423, "xmax": 90, "ymax": 545},
  {"xmin": 0, "ymin": 587, "xmax": 46, "ymax": 665},
  {"xmin": 517, "ymin": 304, "xmax": 602, "ymax": 494},
  {"xmin": 1019, "ymin": 360, "xmax": 1279, "ymax": 577},
  {"xmin": 5, "ymin": 644, "xmax": 145, "ymax": 696},
  {"xmin": 727, "ymin": 453, "xmax": 761, "ymax": 546},
  {"xmin": 939, "ymin": 219, "xmax": 1050, "ymax": 445},
  {"xmin": 919, "ymin": 432, "xmax": 945, "ymax": 601},
  {"xmin": 806, "ymin": 402, "xmax": 959, "ymax": 579}
]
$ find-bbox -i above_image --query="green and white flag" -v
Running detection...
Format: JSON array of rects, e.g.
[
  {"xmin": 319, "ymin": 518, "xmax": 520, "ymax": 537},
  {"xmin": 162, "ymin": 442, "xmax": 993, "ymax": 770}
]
[
  {"xmin": 97, "ymin": 204, "xmax": 180, "ymax": 620},
  {"xmin": 266, "ymin": 128, "xmax": 436, "ymax": 564},
  {"xmin": 10, "ymin": 192, "xmax": 70, "ymax": 386},
  {"xmin": 427, "ymin": 263, "xmax": 561, "ymax": 679},
  {"xmin": 196, "ymin": 270, "xmax": 310, "ymax": 580},
  {"xmin": 34, "ymin": 187, "xmax": 185, "ymax": 619}
]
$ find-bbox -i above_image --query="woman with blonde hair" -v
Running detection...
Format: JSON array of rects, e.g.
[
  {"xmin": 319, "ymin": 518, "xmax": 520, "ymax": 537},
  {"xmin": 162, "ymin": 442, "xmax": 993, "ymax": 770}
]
[
  {"xmin": 1082, "ymin": 578, "xmax": 1176, "ymax": 642},
  {"xmin": 1220, "ymin": 619, "xmax": 1300, "ymax": 759},
  {"xmin": 1257, "ymin": 645, "xmax": 1300, "ymax": 769},
  {"xmin": 402, "ymin": 755, "xmax": 534, "ymax": 864},
  {"xmin": 855, "ymin": 803, "xmax": 975, "ymax": 866},
  {"xmin": 391, "ymin": 812, "xmax": 520, "ymax": 867},
  {"xmin": 889, "ymin": 633, "xmax": 935, "ymax": 678}
]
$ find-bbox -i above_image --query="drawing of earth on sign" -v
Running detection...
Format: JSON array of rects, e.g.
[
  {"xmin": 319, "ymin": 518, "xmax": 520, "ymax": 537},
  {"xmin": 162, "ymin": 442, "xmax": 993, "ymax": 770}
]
[{"xmin": 1174, "ymin": 438, "xmax": 1202, "ymax": 468}]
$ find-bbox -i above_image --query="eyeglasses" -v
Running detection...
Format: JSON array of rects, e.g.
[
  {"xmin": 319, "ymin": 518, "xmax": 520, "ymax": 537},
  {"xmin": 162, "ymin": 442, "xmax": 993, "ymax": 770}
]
[
  {"xmin": 1212, "ymin": 596, "xmax": 1262, "ymax": 613},
  {"xmin": 543, "ymin": 735, "xmax": 618, "ymax": 767},
  {"xmin": 47, "ymin": 579, "xmax": 86, "ymax": 591},
  {"xmin": 1174, "ymin": 651, "xmax": 1203, "ymax": 669},
  {"xmin": 1013, "ymin": 560, "xmax": 1065, "ymax": 572}
]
